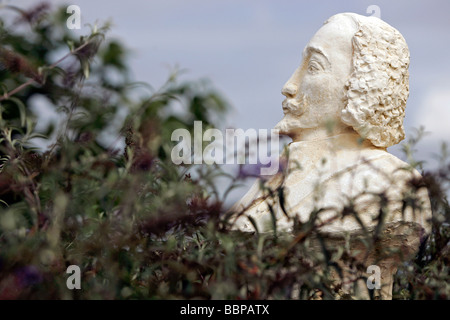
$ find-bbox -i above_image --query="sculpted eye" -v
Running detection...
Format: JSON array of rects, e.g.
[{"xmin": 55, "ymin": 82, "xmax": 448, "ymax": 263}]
[{"xmin": 307, "ymin": 61, "xmax": 322, "ymax": 74}]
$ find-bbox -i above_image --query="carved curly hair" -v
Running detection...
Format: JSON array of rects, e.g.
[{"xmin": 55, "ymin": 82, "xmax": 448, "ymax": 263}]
[{"xmin": 326, "ymin": 13, "xmax": 410, "ymax": 148}]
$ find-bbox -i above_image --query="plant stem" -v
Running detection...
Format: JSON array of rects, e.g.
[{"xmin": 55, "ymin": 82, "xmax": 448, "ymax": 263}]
[{"xmin": 0, "ymin": 41, "xmax": 92, "ymax": 102}]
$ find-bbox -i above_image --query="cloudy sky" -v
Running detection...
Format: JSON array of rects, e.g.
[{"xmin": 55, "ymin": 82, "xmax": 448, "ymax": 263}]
[{"xmin": 6, "ymin": 0, "xmax": 450, "ymax": 202}]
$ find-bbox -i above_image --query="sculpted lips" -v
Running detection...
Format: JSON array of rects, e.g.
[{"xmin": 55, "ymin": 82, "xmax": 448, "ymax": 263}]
[{"xmin": 282, "ymin": 96, "xmax": 305, "ymax": 116}]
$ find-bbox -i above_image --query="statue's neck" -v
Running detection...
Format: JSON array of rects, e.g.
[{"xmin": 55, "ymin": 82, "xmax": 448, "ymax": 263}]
[
  {"xmin": 288, "ymin": 131, "xmax": 367, "ymax": 151},
  {"xmin": 284, "ymin": 131, "xmax": 386, "ymax": 175},
  {"xmin": 288, "ymin": 125, "xmax": 355, "ymax": 143}
]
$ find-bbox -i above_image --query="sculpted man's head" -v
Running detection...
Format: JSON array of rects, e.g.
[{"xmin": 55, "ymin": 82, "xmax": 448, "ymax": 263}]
[{"xmin": 275, "ymin": 13, "xmax": 410, "ymax": 148}]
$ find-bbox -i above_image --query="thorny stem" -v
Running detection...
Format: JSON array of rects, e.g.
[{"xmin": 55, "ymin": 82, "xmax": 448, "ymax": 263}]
[{"xmin": 0, "ymin": 41, "xmax": 92, "ymax": 102}]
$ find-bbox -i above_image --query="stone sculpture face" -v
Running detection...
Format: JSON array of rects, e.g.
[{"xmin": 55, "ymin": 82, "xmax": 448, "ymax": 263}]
[
  {"xmin": 275, "ymin": 15, "xmax": 355, "ymax": 140},
  {"xmin": 275, "ymin": 13, "xmax": 410, "ymax": 148}
]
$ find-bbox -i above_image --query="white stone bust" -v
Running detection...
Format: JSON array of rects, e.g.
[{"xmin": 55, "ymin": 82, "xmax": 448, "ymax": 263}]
[{"xmin": 231, "ymin": 13, "xmax": 432, "ymax": 299}]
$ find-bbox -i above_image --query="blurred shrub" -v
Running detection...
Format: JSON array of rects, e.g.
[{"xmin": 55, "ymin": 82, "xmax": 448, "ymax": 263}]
[{"xmin": 0, "ymin": 3, "xmax": 448, "ymax": 300}]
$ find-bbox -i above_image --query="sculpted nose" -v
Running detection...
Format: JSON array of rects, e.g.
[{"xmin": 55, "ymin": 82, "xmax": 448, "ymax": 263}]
[{"xmin": 281, "ymin": 82, "xmax": 298, "ymax": 98}]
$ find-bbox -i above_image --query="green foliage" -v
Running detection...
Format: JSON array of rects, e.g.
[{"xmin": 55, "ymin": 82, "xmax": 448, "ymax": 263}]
[{"xmin": 0, "ymin": 3, "xmax": 448, "ymax": 300}]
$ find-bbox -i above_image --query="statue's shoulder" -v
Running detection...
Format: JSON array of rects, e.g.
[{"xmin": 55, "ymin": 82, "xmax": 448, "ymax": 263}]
[
  {"xmin": 336, "ymin": 147, "xmax": 423, "ymax": 194},
  {"xmin": 365, "ymin": 150, "xmax": 422, "ymax": 180}
]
